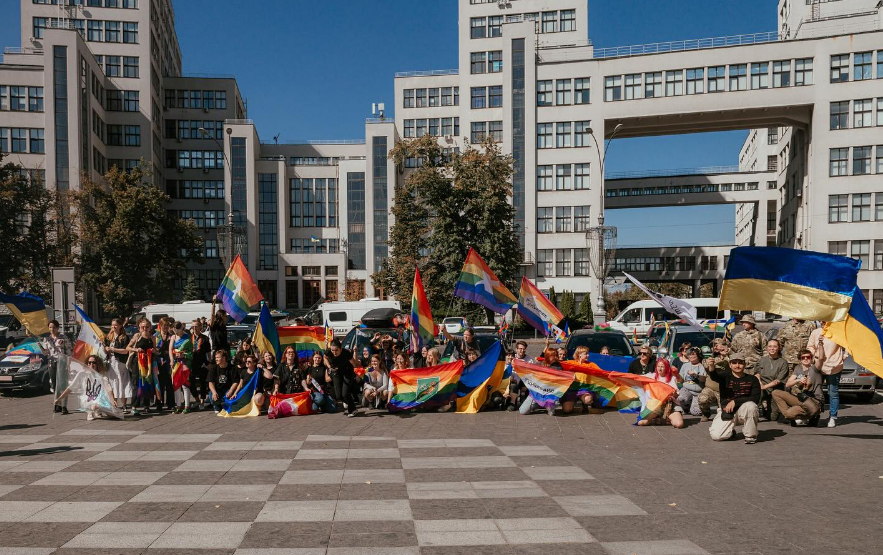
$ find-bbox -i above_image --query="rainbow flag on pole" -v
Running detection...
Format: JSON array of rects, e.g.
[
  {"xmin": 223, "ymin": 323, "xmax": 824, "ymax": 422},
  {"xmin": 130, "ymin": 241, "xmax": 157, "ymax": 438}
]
[
  {"xmin": 71, "ymin": 305, "xmax": 105, "ymax": 363},
  {"xmin": 512, "ymin": 359, "xmax": 575, "ymax": 410},
  {"xmin": 278, "ymin": 326, "xmax": 326, "ymax": 360},
  {"xmin": 388, "ymin": 360, "xmax": 463, "ymax": 412},
  {"xmin": 410, "ymin": 268, "xmax": 434, "ymax": 353},
  {"xmin": 216, "ymin": 254, "xmax": 264, "ymax": 323},
  {"xmin": 454, "ymin": 248, "xmax": 517, "ymax": 314},
  {"xmin": 516, "ymin": 277, "xmax": 563, "ymax": 335}
]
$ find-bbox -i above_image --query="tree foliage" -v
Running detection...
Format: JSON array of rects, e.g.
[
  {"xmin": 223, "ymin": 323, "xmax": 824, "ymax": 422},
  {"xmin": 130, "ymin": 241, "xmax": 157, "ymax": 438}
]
[
  {"xmin": 376, "ymin": 135, "xmax": 520, "ymax": 321},
  {"xmin": 73, "ymin": 165, "xmax": 204, "ymax": 315},
  {"xmin": 577, "ymin": 292, "xmax": 593, "ymax": 325},
  {"xmin": 559, "ymin": 290, "xmax": 576, "ymax": 320},
  {"xmin": 182, "ymin": 274, "xmax": 201, "ymax": 302}
]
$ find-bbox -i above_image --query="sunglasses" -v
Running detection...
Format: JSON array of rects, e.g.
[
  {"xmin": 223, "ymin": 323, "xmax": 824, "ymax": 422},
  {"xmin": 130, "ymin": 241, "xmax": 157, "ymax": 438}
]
[
  {"xmin": 640, "ymin": 352, "xmax": 651, "ymax": 356},
  {"xmin": 800, "ymin": 355, "xmax": 813, "ymax": 360},
  {"xmin": 87, "ymin": 361, "xmax": 98, "ymax": 366}
]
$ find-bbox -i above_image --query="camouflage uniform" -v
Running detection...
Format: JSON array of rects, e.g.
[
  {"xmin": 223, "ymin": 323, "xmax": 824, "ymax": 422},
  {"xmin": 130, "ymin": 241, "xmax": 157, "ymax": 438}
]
[
  {"xmin": 776, "ymin": 320, "xmax": 816, "ymax": 373},
  {"xmin": 730, "ymin": 328, "xmax": 765, "ymax": 375},
  {"xmin": 697, "ymin": 339, "xmax": 728, "ymax": 419}
]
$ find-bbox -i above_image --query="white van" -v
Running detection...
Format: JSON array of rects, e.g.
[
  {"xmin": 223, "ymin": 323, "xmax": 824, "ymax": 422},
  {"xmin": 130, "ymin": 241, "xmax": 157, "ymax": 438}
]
[
  {"xmin": 306, "ymin": 298, "xmax": 402, "ymax": 336},
  {"xmin": 133, "ymin": 301, "xmax": 214, "ymax": 325},
  {"xmin": 607, "ymin": 298, "xmax": 731, "ymax": 338}
]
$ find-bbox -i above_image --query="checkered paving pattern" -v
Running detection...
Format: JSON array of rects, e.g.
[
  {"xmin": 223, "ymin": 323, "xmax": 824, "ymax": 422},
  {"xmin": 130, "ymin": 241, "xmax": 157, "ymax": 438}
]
[{"xmin": 0, "ymin": 428, "xmax": 710, "ymax": 555}]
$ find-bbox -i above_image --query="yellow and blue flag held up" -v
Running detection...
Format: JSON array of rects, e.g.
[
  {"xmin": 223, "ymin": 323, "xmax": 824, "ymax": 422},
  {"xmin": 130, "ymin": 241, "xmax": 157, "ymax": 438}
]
[
  {"xmin": 824, "ymin": 288, "xmax": 883, "ymax": 380},
  {"xmin": 719, "ymin": 247, "xmax": 859, "ymax": 322},
  {"xmin": 455, "ymin": 341, "xmax": 506, "ymax": 413},
  {"xmin": 0, "ymin": 291, "xmax": 50, "ymax": 336},
  {"xmin": 252, "ymin": 303, "xmax": 281, "ymax": 360}
]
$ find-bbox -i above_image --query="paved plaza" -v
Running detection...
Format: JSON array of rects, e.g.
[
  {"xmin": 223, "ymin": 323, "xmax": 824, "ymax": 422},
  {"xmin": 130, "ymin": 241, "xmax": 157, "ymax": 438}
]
[{"xmin": 0, "ymin": 391, "xmax": 881, "ymax": 555}]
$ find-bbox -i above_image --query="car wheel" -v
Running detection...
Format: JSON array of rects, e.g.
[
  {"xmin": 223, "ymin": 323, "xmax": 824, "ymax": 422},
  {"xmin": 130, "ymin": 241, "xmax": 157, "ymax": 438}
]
[{"xmin": 855, "ymin": 392, "xmax": 875, "ymax": 403}]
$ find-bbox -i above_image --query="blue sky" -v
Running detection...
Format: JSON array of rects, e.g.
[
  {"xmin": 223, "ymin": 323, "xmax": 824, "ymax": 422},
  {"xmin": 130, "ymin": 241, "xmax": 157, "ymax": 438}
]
[{"xmin": 0, "ymin": 0, "xmax": 777, "ymax": 246}]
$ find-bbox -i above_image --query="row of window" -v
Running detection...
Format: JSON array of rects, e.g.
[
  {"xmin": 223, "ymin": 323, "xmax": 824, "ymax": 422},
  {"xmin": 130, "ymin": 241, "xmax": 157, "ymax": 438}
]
[
  {"xmin": 829, "ymin": 51, "xmax": 883, "ymax": 83},
  {"xmin": 172, "ymin": 210, "xmax": 225, "ymax": 230},
  {"xmin": 164, "ymin": 149, "xmax": 223, "ymax": 169},
  {"xmin": 166, "ymin": 180, "xmax": 224, "ymax": 200},
  {"xmin": 469, "ymin": 121, "xmax": 503, "ymax": 143},
  {"xmin": 605, "ymin": 182, "xmax": 762, "ymax": 198},
  {"xmin": 604, "ymin": 59, "xmax": 813, "ymax": 102},
  {"xmin": 829, "ymin": 98, "xmax": 883, "ymax": 130},
  {"xmin": 290, "ymin": 238, "xmax": 340, "ymax": 254},
  {"xmin": 536, "ymin": 121, "xmax": 591, "ymax": 149},
  {"xmin": 537, "ymin": 164, "xmax": 591, "ymax": 191},
  {"xmin": 611, "ymin": 256, "xmax": 719, "ymax": 273},
  {"xmin": 403, "ymin": 147, "xmax": 459, "ymax": 168},
  {"xmin": 402, "ymin": 87, "xmax": 459, "ymax": 109},
  {"xmin": 402, "ymin": 117, "xmax": 461, "ymax": 138},
  {"xmin": 828, "ymin": 240, "xmax": 883, "ymax": 272},
  {"xmin": 289, "ymin": 157, "xmax": 341, "ymax": 166},
  {"xmin": 34, "ymin": 0, "xmax": 138, "ymax": 8},
  {"xmin": 471, "ymin": 86, "xmax": 503, "ymax": 109},
  {"xmin": 828, "ymin": 193, "xmax": 883, "ymax": 224},
  {"xmin": 172, "ymin": 270, "xmax": 225, "ymax": 304},
  {"xmin": 470, "ymin": 51, "xmax": 503, "ymax": 74},
  {"xmin": 537, "ymin": 78, "xmax": 591, "ymax": 106},
  {"xmin": 93, "ymin": 55, "xmax": 139, "ymax": 78},
  {"xmin": 470, "ymin": 9, "xmax": 576, "ymax": 39},
  {"xmin": 289, "ymin": 178, "xmax": 339, "ymax": 228},
  {"xmin": 0, "ymin": 128, "xmax": 44, "ymax": 154},
  {"xmin": 32, "ymin": 18, "xmax": 137, "ymax": 42},
  {"xmin": 283, "ymin": 278, "xmax": 343, "ymax": 309},
  {"xmin": 536, "ymin": 248, "xmax": 590, "ymax": 278},
  {"xmin": 164, "ymin": 119, "xmax": 225, "ymax": 140},
  {"xmin": 537, "ymin": 206, "xmax": 592, "ymax": 234},
  {"xmin": 163, "ymin": 89, "xmax": 229, "ymax": 110},
  {"xmin": 105, "ymin": 90, "xmax": 139, "ymax": 112},
  {"xmin": 829, "ymin": 146, "xmax": 883, "ymax": 177},
  {"xmin": 284, "ymin": 265, "xmax": 339, "ymax": 278},
  {"xmin": 102, "ymin": 124, "xmax": 141, "ymax": 146},
  {"xmin": 0, "ymin": 86, "xmax": 44, "ymax": 112}
]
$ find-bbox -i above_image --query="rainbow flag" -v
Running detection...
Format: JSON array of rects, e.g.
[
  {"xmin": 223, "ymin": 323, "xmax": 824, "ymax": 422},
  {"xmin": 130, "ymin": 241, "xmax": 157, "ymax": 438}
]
[
  {"xmin": 253, "ymin": 303, "xmax": 281, "ymax": 359},
  {"xmin": 516, "ymin": 277, "xmax": 563, "ymax": 335},
  {"xmin": 512, "ymin": 359, "xmax": 575, "ymax": 410},
  {"xmin": 218, "ymin": 369, "xmax": 260, "ymax": 417},
  {"xmin": 410, "ymin": 268, "xmax": 434, "ymax": 353},
  {"xmin": 561, "ymin": 361, "xmax": 676, "ymax": 422},
  {"xmin": 268, "ymin": 392, "xmax": 314, "ymax": 418},
  {"xmin": 278, "ymin": 326, "xmax": 326, "ymax": 360},
  {"xmin": 456, "ymin": 341, "xmax": 505, "ymax": 413},
  {"xmin": 824, "ymin": 287, "xmax": 883, "ymax": 379},
  {"xmin": 136, "ymin": 351, "xmax": 157, "ymax": 396},
  {"xmin": 216, "ymin": 254, "xmax": 264, "ymax": 323},
  {"xmin": 454, "ymin": 248, "xmax": 517, "ymax": 315},
  {"xmin": 388, "ymin": 360, "xmax": 463, "ymax": 412},
  {"xmin": 71, "ymin": 305, "xmax": 106, "ymax": 363},
  {"xmin": 0, "ymin": 291, "xmax": 49, "ymax": 336},
  {"xmin": 171, "ymin": 334, "xmax": 192, "ymax": 391},
  {"xmin": 7, "ymin": 338, "xmax": 43, "ymax": 356}
]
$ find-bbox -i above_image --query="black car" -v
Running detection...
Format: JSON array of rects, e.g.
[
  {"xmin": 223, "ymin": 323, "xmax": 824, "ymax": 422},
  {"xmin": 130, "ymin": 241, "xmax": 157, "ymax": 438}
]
[
  {"xmin": 227, "ymin": 324, "xmax": 255, "ymax": 357},
  {"xmin": 565, "ymin": 329, "xmax": 637, "ymax": 360},
  {"xmin": 441, "ymin": 332, "xmax": 503, "ymax": 361},
  {"xmin": 0, "ymin": 341, "xmax": 51, "ymax": 394}
]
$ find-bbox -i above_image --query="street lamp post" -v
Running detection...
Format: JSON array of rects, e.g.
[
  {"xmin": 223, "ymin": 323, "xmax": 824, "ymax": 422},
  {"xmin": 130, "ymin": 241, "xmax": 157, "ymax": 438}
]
[
  {"xmin": 585, "ymin": 123, "xmax": 623, "ymax": 323},
  {"xmin": 199, "ymin": 127, "xmax": 244, "ymax": 269}
]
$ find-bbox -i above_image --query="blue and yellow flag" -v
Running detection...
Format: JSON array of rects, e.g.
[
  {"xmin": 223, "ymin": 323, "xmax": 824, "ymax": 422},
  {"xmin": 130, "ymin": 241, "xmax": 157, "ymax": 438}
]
[
  {"xmin": 218, "ymin": 369, "xmax": 260, "ymax": 417},
  {"xmin": 824, "ymin": 288, "xmax": 883, "ymax": 380},
  {"xmin": 719, "ymin": 247, "xmax": 858, "ymax": 322},
  {"xmin": 456, "ymin": 341, "xmax": 507, "ymax": 413},
  {"xmin": 0, "ymin": 291, "xmax": 50, "ymax": 336},
  {"xmin": 252, "ymin": 303, "xmax": 281, "ymax": 360}
]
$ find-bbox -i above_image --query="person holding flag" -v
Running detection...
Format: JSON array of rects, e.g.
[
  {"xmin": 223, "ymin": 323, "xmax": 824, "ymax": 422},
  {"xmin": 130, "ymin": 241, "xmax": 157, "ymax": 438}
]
[
  {"xmin": 169, "ymin": 321, "xmax": 193, "ymax": 413},
  {"xmin": 125, "ymin": 318, "xmax": 157, "ymax": 416},
  {"xmin": 43, "ymin": 319, "xmax": 72, "ymax": 414},
  {"xmin": 104, "ymin": 318, "xmax": 133, "ymax": 414}
]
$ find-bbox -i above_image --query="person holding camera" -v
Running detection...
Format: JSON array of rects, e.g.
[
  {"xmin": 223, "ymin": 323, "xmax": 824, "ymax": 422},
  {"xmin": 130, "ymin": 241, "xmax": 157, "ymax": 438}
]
[
  {"xmin": 707, "ymin": 354, "xmax": 761, "ymax": 444},
  {"xmin": 772, "ymin": 349, "xmax": 824, "ymax": 427}
]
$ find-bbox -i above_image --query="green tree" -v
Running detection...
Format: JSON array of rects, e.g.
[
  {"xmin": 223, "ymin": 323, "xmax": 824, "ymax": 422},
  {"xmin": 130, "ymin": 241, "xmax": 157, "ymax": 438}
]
[
  {"xmin": 548, "ymin": 286, "xmax": 557, "ymax": 309},
  {"xmin": 559, "ymin": 290, "xmax": 576, "ymax": 320},
  {"xmin": 74, "ymin": 165, "xmax": 204, "ymax": 315},
  {"xmin": 182, "ymin": 274, "xmax": 201, "ymax": 301},
  {"xmin": 577, "ymin": 292, "xmax": 593, "ymax": 325}
]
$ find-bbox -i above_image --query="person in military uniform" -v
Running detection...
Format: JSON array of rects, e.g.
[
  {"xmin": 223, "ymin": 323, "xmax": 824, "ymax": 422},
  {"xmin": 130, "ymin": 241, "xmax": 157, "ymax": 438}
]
[
  {"xmin": 775, "ymin": 319, "xmax": 816, "ymax": 374},
  {"xmin": 698, "ymin": 338, "xmax": 729, "ymax": 421},
  {"xmin": 729, "ymin": 314, "xmax": 764, "ymax": 375}
]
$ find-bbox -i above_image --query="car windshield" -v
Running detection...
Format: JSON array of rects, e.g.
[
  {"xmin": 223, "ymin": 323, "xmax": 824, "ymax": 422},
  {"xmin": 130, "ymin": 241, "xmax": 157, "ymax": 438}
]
[
  {"xmin": 671, "ymin": 331, "xmax": 718, "ymax": 354},
  {"xmin": 345, "ymin": 328, "xmax": 403, "ymax": 357},
  {"xmin": 566, "ymin": 333, "xmax": 634, "ymax": 358},
  {"xmin": 0, "ymin": 315, "xmax": 15, "ymax": 328},
  {"xmin": 441, "ymin": 334, "xmax": 502, "ymax": 361}
]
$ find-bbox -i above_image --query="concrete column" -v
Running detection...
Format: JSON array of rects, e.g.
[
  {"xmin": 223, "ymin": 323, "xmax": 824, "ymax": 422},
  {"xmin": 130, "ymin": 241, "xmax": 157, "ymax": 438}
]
[{"xmin": 692, "ymin": 279, "xmax": 702, "ymax": 297}]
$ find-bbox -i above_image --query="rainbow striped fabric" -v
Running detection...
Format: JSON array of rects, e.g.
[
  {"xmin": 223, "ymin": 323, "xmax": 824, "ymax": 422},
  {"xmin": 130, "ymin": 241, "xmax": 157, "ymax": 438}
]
[
  {"xmin": 512, "ymin": 360, "xmax": 575, "ymax": 410},
  {"xmin": 216, "ymin": 254, "xmax": 264, "ymax": 323},
  {"xmin": 71, "ymin": 305, "xmax": 106, "ymax": 363},
  {"xmin": 410, "ymin": 268, "xmax": 435, "ymax": 353},
  {"xmin": 136, "ymin": 351, "xmax": 157, "ymax": 396},
  {"xmin": 456, "ymin": 341, "xmax": 506, "ymax": 413},
  {"xmin": 278, "ymin": 326, "xmax": 326, "ymax": 360},
  {"xmin": 517, "ymin": 277, "xmax": 563, "ymax": 335},
  {"xmin": 388, "ymin": 360, "xmax": 463, "ymax": 412},
  {"xmin": 561, "ymin": 360, "xmax": 676, "ymax": 422},
  {"xmin": 268, "ymin": 392, "xmax": 314, "ymax": 418},
  {"xmin": 454, "ymin": 248, "xmax": 517, "ymax": 315}
]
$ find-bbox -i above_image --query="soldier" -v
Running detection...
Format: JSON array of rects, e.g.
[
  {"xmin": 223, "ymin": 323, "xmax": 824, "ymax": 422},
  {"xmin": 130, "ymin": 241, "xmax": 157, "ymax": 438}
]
[
  {"xmin": 776, "ymin": 319, "xmax": 816, "ymax": 374},
  {"xmin": 730, "ymin": 314, "xmax": 764, "ymax": 375},
  {"xmin": 698, "ymin": 338, "xmax": 729, "ymax": 422}
]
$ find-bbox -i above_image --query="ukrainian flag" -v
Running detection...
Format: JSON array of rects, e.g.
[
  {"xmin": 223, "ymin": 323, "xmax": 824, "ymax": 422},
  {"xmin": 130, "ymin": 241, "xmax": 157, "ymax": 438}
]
[
  {"xmin": 824, "ymin": 288, "xmax": 883, "ymax": 380},
  {"xmin": 719, "ymin": 247, "xmax": 859, "ymax": 322},
  {"xmin": 0, "ymin": 291, "xmax": 50, "ymax": 336},
  {"xmin": 252, "ymin": 303, "xmax": 281, "ymax": 359},
  {"xmin": 455, "ymin": 341, "xmax": 505, "ymax": 413},
  {"xmin": 218, "ymin": 369, "xmax": 260, "ymax": 417}
]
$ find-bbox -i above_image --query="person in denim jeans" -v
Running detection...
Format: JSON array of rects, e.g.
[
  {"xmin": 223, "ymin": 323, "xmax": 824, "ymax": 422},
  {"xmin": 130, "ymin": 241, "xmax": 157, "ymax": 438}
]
[
  {"xmin": 303, "ymin": 351, "xmax": 336, "ymax": 413},
  {"xmin": 807, "ymin": 325, "xmax": 844, "ymax": 428}
]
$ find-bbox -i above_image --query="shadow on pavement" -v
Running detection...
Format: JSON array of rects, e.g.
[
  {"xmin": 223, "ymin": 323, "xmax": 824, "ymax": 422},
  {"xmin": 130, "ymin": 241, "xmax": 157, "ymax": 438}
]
[
  {"xmin": 0, "ymin": 423, "xmax": 45, "ymax": 431},
  {"xmin": 0, "ymin": 445, "xmax": 82, "ymax": 457},
  {"xmin": 757, "ymin": 428, "xmax": 787, "ymax": 442},
  {"xmin": 814, "ymin": 434, "xmax": 883, "ymax": 440}
]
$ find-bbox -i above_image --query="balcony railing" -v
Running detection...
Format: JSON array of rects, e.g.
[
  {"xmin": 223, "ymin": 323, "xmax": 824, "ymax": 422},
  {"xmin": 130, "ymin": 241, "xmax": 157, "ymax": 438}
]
[
  {"xmin": 394, "ymin": 69, "xmax": 459, "ymax": 78},
  {"xmin": 593, "ymin": 31, "xmax": 780, "ymax": 60}
]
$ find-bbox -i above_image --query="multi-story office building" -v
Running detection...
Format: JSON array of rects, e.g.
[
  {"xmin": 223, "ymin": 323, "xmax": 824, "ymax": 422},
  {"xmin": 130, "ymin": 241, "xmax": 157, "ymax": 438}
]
[{"xmin": 2, "ymin": 0, "xmax": 883, "ymax": 319}]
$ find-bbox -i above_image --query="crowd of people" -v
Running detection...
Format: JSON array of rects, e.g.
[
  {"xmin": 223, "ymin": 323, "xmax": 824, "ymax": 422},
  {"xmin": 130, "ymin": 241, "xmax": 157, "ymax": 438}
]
[{"xmin": 42, "ymin": 303, "xmax": 851, "ymax": 444}]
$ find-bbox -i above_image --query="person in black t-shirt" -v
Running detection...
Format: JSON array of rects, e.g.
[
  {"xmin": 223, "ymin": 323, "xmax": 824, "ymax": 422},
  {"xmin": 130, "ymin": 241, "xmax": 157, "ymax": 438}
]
[
  {"xmin": 209, "ymin": 297, "xmax": 230, "ymax": 355},
  {"xmin": 304, "ymin": 351, "xmax": 335, "ymax": 413},
  {"xmin": 189, "ymin": 319, "xmax": 211, "ymax": 410},
  {"xmin": 324, "ymin": 338, "xmax": 360, "ymax": 417},
  {"xmin": 233, "ymin": 354, "xmax": 274, "ymax": 411},
  {"xmin": 274, "ymin": 346, "xmax": 304, "ymax": 395},
  {"xmin": 206, "ymin": 349, "xmax": 238, "ymax": 413},
  {"xmin": 707, "ymin": 355, "xmax": 761, "ymax": 444}
]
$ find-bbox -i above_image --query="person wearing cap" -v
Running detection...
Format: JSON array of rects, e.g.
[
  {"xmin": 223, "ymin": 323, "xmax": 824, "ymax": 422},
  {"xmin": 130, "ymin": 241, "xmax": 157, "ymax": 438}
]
[
  {"xmin": 707, "ymin": 353, "xmax": 761, "ymax": 444},
  {"xmin": 698, "ymin": 338, "xmax": 729, "ymax": 421},
  {"xmin": 729, "ymin": 315, "xmax": 764, "ymax": 375}
]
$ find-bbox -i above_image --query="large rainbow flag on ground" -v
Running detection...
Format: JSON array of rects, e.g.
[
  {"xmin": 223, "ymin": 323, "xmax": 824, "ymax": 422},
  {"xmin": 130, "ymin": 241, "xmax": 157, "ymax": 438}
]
[
  {"xmin": 516, "ymin": 277, "xmax": 563, "ymax": 335},
  {"xmin": 512, "ymin": 359, "xmax": 575, "ymax": 411},
  {"xmin": 454, "ymin": 248, "xmax": 517, "ymax": 315},
  {"xmin": 456, "ymin": 341, "xmax": 506, "ymax": 413},
  {"xmin": 71, "ymin": 305, "xmax": 105, "ymax": 363},
  {"xmin": 253, "ymin": 303, "xmax": 281, "ymax": 359},
  {"xmin": 216, "ymin": 254, "xmax": 264, "ymax": 323},
  {"xmin": 824, "ymin": 286, "xmax": 883, "ymax": 379},
  {"xmin": 562, "ymin": 360, "xmax": 676, "ymax": 422},
  {"xmin": 268, "ymin": 392, "xmax": 314, "ymax": 418},
  {"xmin": 410, "ymin": 268, "xmax": 435, "ymax": 353},
  {"xmin": 0, "ymin": 291, "xmax": 49, "ymax": 336},
  {"xmin": 278, "ymin": 326, "xmax": 326, "ymax": 360},
  {"xmin": 388, "ymin": 360, "xmax": 463, "ymax": 412},
  {"xmin": 218, "ymin": 369, "xmax": 260, "ymax": 417}
]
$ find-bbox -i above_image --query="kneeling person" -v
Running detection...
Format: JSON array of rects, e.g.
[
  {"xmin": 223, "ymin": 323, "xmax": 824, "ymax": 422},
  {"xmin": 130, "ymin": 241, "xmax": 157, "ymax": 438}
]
[
  {"xmin": 772, "ymin": 349, "xmax": 824, "ymax": 426},
  {"xmin": 707, "ymin": 355, "xmax": 761, "ymax": 444}
]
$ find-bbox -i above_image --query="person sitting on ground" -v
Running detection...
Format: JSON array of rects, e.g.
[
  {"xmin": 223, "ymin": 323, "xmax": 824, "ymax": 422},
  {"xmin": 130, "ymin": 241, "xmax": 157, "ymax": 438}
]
[
  {"xmin": 772, "ymin": 349, "xmax": 824, "ymax": 427},
  {"xmin": 629, "ymin": 346, "xmax": 656, "ymax": 374},
  {"xmin": 233, "ymin": 337, "xmax": 255, "ymax": 370},
  {"xmin": 55, "ymin": 355, "xmax": 120, "ymax": 421},
  {"xmin": 637, "ymin": 358, "xmax": 684, "ymax": 428},
  {"xmin": 303, "ymin": 351, "xmax": 335, "ymax": 412},
  {"xmin": 206, "ymin": 349, "xmax": 238, "ymax": 413},
  {"xmin": 258, "ymin": 351, "xmax": 279, "ymax": 402},
  {"xmin": 464, "ymin": 348, "xmax": 480, "ymax": 366},
  {"xmin": 671, "ymin": 342, "xmax": 693, "ymax": 372},
  {"xmin": 562, "ymin": 345, "xmax": 595, "ymax": 415},
  {"xmin": 519, "ymin": 347, "xmax": 562, "ymax": 415},
  {"xmin": 506, "ymin": 340, "xmax": 532, "ymax": 411},
  {"xmin": 757, "ymin": 339, "xmax": 789, "ymax": 421},
  {"xmin": 362, "ymin": 354, "xmax": 390, "ymax": 409},
  {"xmin": 412, "ymin": 345, "xmax": 430, "ymax": 368},
  {"xmin": 556, "ymin": 346, "xmax": 568, "ymax": 362},
  {"xmin": 274, "ymin": 346, "xmax": 303, "ymax": 395},
  {"xmin": 676, "ymin": 347, "xmax": 706, "ymax": 416},
  {"xmin": 698, "ymin": 338, "xmax": 729, "ymax": 422},
  {"xmin": 230, "ymin": 354, "xmax": 272, "ymax": 412},
  {"xmin": 707, "ymin": 355, "xmax": 761, "ymax": 444},
  {"xmin": 486, "ymin": 351, "xmax": 515, "ymax": 411}
]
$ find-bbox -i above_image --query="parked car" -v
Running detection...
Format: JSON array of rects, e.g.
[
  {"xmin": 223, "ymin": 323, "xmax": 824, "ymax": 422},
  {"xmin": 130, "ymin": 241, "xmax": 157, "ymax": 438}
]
[
  {"xmin": 565, "ymin": 329, "xmax": 637, "ymax": 360},
  {"xmin": 441, "ymin": 331, "xmax": 502, "ymax": 362},
  {"xmin": 837, "ymin": 357, "xmax": 876, "ymax": 403},
  {"xmin": 655, "ymin": 327, "xmax": 726, "ymax": 360},
  {"xmin": 227, "ymin": 324, "xmax": 255, "ymax": 357},
  {"xmin": 442, "ymin": 317, "xmax": 467, "ymax": 335},
  {"xmin": 0, "ymin": 340, "xmax": 51, "ymax": 394}
]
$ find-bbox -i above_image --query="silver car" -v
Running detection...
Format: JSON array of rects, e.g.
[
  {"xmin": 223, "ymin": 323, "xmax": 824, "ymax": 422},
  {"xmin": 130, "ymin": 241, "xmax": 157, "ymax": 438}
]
[{"xmin": 837, "ymin": 357, "xmax": 876, "ymax": 402}]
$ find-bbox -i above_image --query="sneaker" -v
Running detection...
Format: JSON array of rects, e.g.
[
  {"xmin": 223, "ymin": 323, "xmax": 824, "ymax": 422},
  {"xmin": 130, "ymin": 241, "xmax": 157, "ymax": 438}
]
[
  {"xmin": 794, "ymin": 418, "xmax": 806, "ymax": 426},
  {"xmin": 132, "ymin": 409, "xmax": 141, "ymax": 417},
  {"xmin": 60, "ymin": 406, "xmax": 69, "ymax": 415},
  {"xmin": 744, "ymin": 437, "xmax": 757, "ymax": 444},
  {"xmin": 182, "ymin": 408, "xmax": 190, "ymax": 414},
  {"xmin": 53, "ymin": 405, "xmax": 62, "ymax": 413},
  {"xmin": 827, "ymin": 417, "xmax": 837, "ymax": 428},
  {"xmin": 86, "ymin": 411, "xmax": 95, "ymax": 421},
  {"xmin": 700, "ymin": 415, "xmax": 709, "ymax": 422},
  {"xmin": 346, "ymin": 411, "xmax": 356, "ymax": 418},
  {"xmin": 506, "ymin": 404, "xmax": 516, "ymax": 412}
]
